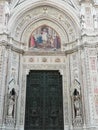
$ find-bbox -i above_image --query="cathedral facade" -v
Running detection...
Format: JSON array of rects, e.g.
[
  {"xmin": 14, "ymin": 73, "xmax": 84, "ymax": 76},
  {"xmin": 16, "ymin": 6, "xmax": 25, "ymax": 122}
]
[{"xmin": 0, "ymin": 0, "xmax": 98, "ymax": 130}]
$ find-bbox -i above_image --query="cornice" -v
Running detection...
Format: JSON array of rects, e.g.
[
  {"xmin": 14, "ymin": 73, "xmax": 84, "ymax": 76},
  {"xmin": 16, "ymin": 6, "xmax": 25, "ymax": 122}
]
[
  {"xmin": 0, "ymin": 40, "xmax": 24, "ymax": 54},
  {"xmin": 23, "ymin": 51, "xmax": 66, "ymax": 56},
  {"xmin": 65, "ymin": 42, "xmax": 98, "ymax": 54},
  {"xmin": 93, "ymin": 2, "xmax": 98, "ymax": 7},
  {"xmin": 79, "ymin": 0, "xmax": 94, "ymax": 5},
  {"xmin": 0, "ymin": 39, "xmax": 98, "ymax": 55},
  {"xmin": 81, "ymin": 33, "xmax": 98, "ymax": 37},
  {"xmin": 23, "ymin": 42, "xmax": 98, "ymax": 56}
]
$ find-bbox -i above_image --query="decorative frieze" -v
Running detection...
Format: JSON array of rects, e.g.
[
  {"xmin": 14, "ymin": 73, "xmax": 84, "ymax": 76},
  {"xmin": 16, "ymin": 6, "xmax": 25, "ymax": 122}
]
[
  {"xmin": 82, "ymin": 35, "xmax": 98, "ymax": 44},
  {"xmin": 23, "ymin": 56, "xmax": 66, "ymax": 64}
]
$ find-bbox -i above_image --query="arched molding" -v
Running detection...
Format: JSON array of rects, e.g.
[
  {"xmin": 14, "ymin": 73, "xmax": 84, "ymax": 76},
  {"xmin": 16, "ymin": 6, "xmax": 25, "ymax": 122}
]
[
  {"xmin": 10, "ymin": 0, "xmax": 80, "ymax": 11},
  {"xmin": 8, "ymin": 0, "xmax": 80, "ymax": 45},
  {"xmin": 9, "ymin": 0, "xmax": 79, "ymax": 22},
  {"xmin": 20, "ymin": 17, "xmax": 69, "ymax": 51}
]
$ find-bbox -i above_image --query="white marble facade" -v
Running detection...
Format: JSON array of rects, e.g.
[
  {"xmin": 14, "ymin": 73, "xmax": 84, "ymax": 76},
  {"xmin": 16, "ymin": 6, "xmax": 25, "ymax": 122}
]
[{"xmin": 0, "ymin": 0, "xmax": 98, "ymax": 130}]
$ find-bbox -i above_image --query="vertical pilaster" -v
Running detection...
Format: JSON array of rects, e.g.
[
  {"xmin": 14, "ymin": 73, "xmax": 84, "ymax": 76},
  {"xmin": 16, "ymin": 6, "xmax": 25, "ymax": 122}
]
[
  {"xmin": 80, "ymin": 1, "xmax": 98, "ymax": 129},
  {"xmin": 69, "ymin": 48, "xmax": 83, "ymax": 128},
  {"xmin": 81, "ymin": 46, "xmax": 98, "ymax": 130},
  {"xmin": 0, "ymin": 1, "xmax": 5, "ymax": 33},
  {"xmin": 16, "ymin": 54, "xmax": 23, "ymax": 129},
  {"xmin": 0, "ymin": 46, "xmax": 5, "ymax": 127},
  {"xmin": 0, "ymin": 46, "xmax": 9, "ymax": 129}
]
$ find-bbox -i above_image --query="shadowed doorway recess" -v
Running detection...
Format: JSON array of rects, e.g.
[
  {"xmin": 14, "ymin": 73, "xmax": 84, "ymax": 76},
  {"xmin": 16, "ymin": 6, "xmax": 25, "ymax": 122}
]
[{"xmin": 25, "ymin": 70, "xmax": 64, "ymax": 130}]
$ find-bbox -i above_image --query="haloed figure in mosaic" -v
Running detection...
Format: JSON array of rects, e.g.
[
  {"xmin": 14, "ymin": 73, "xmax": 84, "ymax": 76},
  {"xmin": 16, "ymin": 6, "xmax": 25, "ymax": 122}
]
[{"xmin": 29, "ymin": 25, "xmax": 61, "ymax": 50}]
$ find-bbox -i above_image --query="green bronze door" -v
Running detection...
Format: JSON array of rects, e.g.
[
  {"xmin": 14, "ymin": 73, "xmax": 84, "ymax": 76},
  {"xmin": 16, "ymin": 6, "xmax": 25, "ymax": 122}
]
[{"xmin": 25, "ymin": 70, "xmax": 64, "ymax": 130}]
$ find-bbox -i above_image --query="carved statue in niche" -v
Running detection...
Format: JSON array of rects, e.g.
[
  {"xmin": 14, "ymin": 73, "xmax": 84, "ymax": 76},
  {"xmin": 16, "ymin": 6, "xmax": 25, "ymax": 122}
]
[
  {"xmin": 93, "ymin": 16, "xmax": 98, "ymax": 29},
  {"xmin": 81, "ymin": 15, "xmax": 86, "ymax": 30},
  {"xmin": 4, "ymin": 1, "xmax": 10, "ymax": 26},
  {"xmin": 72, "ymin": 79, "xmax": 81, "ymax": 117},
  {"xmin": 93, "ymin": 8, "xmax": 98, "ymax": 29},
  {"xmin": 80, "ymin": 5, "xmax": 86, "ymax": 30},
  {"xmin": 7, "ymin": 68, "xmax": 18, "ymax": 118},
  {"xmin": 73, "ymin": 88, "xmax": 81, "ymax": 117},
  {"xmin": 80, "ymin": 13, "xmax": 86, "ymax": 30},
  {"xmin": 7, "ymin": 88, "xmax": 16, "ymax": 118},
  {"xmin": 71, "ymin": 79, "xmax": 83, "ymax": 126}
]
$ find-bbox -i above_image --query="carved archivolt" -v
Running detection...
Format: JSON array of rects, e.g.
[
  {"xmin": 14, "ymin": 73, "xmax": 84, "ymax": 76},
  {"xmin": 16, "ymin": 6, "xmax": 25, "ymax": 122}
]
[
  {"xmin": 13, "ymin": 6, "xmax": 75, "ymax": 42},
  {"xmin": 8, "ymin": 1, "xmax": 80, "ymax": 50},
  {"xmin": 10, "ymin": 0, "xmax": 80, "ymax": 10}
]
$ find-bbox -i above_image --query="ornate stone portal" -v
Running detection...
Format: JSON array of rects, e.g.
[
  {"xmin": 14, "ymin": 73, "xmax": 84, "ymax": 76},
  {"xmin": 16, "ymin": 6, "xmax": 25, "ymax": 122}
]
[
  {"xmin": 0, "ymin": 0, "xmax": 98, "ymax": 130},
  {"xmin": 21, "ymin": 56, "xmax": 67, "ymax": 126}
]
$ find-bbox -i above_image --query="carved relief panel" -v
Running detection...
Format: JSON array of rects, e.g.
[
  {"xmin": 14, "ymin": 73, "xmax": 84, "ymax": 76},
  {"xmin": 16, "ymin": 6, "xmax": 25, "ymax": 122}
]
[
  {"xmin": 81, "ymin": 47, "xmax": 98, "ymax": 125},
  {"xmin": 87, "ymin": 48, "xmax": 98, "ymax": 124}
]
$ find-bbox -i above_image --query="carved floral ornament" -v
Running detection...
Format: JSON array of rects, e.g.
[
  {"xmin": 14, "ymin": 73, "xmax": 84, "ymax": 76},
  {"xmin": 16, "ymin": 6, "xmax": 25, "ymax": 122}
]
[
  {"xmin": 8, "ymin": 3, "xmax": 80, "ymax": 50},
  {"xmin": 17, "ymin": 6, "xmax": 76, "ymax": 41}
]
